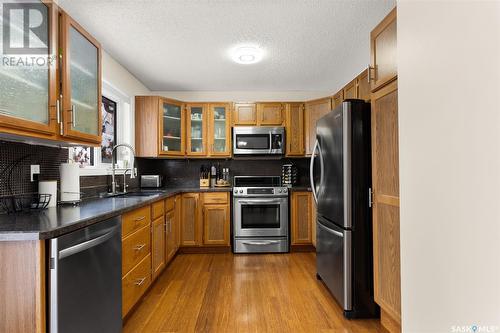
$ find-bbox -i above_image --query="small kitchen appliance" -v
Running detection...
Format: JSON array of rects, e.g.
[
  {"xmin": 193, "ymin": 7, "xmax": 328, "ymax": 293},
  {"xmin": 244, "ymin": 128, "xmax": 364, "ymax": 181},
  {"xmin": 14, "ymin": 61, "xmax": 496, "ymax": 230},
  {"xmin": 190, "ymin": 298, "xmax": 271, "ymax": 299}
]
[
  {"xmin": 233, "ymin": 127, "xmax": 285, "ymax": 155},
  {"xmin": 140, "ymin": 175, "xmax": 163, "ymax": 188}
]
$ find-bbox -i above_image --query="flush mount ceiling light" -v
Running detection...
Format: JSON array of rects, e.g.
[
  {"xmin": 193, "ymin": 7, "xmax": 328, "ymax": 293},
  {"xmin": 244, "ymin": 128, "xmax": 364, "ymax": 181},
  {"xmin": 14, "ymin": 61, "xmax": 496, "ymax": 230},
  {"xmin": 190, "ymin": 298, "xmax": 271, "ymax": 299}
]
[{"xmin": 231, "ymin": 45, "xmax": 264, "ymax": 65}]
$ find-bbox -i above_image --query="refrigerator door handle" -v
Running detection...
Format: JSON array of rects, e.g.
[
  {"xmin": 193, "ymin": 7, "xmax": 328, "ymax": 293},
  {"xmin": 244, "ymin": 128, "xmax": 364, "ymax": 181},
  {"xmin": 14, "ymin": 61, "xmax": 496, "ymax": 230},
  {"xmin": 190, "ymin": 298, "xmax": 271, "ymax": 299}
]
[
  {"xmin": 317, "ymin": 219, "xmax": 344, "ymax": 238},
  {"xmin": 310, "ymin": 139, "xmax": 319, "ymax": 204}
]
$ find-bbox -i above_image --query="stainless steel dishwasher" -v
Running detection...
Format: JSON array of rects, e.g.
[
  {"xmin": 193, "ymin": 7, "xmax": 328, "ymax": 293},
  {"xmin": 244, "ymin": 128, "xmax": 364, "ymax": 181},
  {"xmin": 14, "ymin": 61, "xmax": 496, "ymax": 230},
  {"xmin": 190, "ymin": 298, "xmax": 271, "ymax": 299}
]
[{"xmin": 49, "ymin": 217, "xmax": 122, "ymax": 333}]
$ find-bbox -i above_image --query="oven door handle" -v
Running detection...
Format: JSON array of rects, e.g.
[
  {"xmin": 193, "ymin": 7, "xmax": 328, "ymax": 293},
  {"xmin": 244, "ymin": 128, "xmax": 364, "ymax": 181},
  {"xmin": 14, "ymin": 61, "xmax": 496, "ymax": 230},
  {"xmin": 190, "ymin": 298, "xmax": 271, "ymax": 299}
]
[
  {"xmin": 242, "ymin": 240, "xmax": 280, "ymax": 246},
  {"xmin": 238, "ymin": 200, "xmax": 284, "ymax": 204}
]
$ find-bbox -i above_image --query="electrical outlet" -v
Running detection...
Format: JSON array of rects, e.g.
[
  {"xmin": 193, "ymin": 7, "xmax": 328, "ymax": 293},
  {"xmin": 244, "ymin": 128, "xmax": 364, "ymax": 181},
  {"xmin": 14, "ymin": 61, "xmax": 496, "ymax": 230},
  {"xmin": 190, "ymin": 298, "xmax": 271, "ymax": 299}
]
[{"xmin": 30, "ymin": 164, "xmax": 40, "ymax": 182}]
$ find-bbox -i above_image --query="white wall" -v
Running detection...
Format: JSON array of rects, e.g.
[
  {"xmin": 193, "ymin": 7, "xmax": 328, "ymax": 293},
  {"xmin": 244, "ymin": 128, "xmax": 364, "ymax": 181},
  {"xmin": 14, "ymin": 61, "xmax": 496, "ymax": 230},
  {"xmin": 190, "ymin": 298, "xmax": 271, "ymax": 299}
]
[
  {"xmin": 398, "ymin": 1, "xmax": 500, "ymax": 332},
  {"xmin": 152, "ymin": 90, "xmax": 331, "ymax": 102}
]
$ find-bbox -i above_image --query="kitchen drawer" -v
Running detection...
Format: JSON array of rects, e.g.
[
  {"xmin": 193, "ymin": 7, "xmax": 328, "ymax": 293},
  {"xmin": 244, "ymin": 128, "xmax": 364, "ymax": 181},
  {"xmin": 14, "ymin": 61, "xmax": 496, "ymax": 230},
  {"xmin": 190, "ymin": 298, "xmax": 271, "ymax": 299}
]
[
  {"xmin": 203, "ymin": 192, "xmax": 229, "ymax": 204},
  {"xmin": 122, "ymin": 253, "xmax": 152, "ymax": 317},
  {"xmin": 122, "ymin": 225, "xmax": 151, "ymax": 275},
  {"xmin": 122, "ymin": 206, "xmax": 151, "ymax": 238},
  {"xmin": 151, "ymin": 200, "xmax": 164, "ymax": 219},
  {"xmin": 165, "ymin": 196, "xmax": 175, "ymax": 212}
]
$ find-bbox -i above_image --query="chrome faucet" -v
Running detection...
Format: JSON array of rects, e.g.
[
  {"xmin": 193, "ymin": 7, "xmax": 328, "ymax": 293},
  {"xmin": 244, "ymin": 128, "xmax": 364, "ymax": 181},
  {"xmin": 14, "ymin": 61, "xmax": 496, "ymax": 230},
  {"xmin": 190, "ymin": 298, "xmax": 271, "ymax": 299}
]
[{"xmin": 111, "ymin": 143, "xmax": 136, "ymax": 194}]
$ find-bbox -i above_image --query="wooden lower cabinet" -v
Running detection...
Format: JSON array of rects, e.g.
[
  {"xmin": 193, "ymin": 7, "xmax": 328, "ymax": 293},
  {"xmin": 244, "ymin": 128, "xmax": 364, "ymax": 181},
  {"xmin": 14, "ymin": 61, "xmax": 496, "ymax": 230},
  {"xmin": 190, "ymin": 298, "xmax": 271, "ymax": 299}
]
[
  {"xmin": 180, "ymin": 192, "xmax": 230, "ymax": 248},
  {"xmin": 203, "ymin": 204, "xmax": 230, "ymax": 246},
  {"xmin": 181, "ymin": 193, "xmax": 201, "ymax": 246},
  {"xmin": 165, "ymin": 209, "xmax": 177, "ymax": 261},
  {"xmin": 151, "ymin": 216, "xmax": 166, "ymax": 280},
  {"xmin": 122, "ymin": 254, "xmax": 152, "ymax": 317},
  {"xmin": 291, "ymin": 191, "xmax": 313, "ymax": 245}
]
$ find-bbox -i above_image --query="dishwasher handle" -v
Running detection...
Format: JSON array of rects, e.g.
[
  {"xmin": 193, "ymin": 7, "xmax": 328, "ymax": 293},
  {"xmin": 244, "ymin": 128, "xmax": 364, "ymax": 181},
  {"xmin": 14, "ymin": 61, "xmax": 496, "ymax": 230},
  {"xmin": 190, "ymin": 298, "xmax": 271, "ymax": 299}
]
[{"xmin": 58, "ymin": 226, "xmax": 119, "ymax": 259}]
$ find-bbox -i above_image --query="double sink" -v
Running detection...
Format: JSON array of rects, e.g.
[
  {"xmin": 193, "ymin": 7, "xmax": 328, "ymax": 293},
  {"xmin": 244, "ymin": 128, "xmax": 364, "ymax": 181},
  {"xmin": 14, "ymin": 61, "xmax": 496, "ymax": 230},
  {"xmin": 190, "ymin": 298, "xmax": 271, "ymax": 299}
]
[{"xmin": 98, "ymin": 190, "xmax": 164, "ymax": 199}]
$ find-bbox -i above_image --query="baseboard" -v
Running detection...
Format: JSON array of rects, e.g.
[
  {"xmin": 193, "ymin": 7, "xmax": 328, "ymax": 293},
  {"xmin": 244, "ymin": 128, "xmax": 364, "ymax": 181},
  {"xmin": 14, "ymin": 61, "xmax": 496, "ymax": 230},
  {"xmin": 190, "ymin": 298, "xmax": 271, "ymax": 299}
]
[
  {"xmin": 290, "ymin": 244, "xmax": 316, "ymax": 252},
  {"xmin": 178, "ymin": 246, "xmax": 231, "ymax": 254},
  {"xmin": 380, "ymin": 308, "xmax": 401, "ymax": 333}
]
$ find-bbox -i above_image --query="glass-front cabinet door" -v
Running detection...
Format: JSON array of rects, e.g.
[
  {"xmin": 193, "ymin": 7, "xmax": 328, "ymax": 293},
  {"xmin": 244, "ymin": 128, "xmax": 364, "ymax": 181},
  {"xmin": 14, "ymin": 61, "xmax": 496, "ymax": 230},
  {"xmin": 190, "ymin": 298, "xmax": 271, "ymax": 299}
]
[
  {"xmin": 186, "ymin": 104, "xmax": 207, "ymax": 156},
  {"xmin": 0, "ymin": 1, "xmax": 58, "ymax": 137},
  {"xmin": 160, "ymin": 99, "xmax": 185, "ymax": 156},
  {"xmin": 61, "ymin": 12, "xmax": 101, "ymax": 144},
  {"xmin": 208, "ymin": 103, "xmax": 231, "ymax": 157}
]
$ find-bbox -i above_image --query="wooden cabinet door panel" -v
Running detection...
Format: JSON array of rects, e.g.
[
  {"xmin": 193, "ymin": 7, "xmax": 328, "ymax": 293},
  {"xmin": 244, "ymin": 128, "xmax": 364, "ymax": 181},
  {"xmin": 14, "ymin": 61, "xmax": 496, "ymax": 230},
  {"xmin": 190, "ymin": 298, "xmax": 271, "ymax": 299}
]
[
  {"xmin": 305, "ymin": 98, "xmax": 332, "ymax": 155},
  {"xmin": 208, "ymin": 103, "xmax": 231, "ymax": 157},
  {"xmin": 186, "ymin": 103, "xmax": 208, "ymax": 156},
  {"xmin": 203, "ymin": 204, "xmax": 230, "ymax": 246},
  {"xmin": 159, "ymin": 98, "xmax": 185, "ymax": 156},
  {"xmin": 357, "ymin": 69, "xmax": 371, "ymax": 102},
  {"xmin": 151, "ymin": 216, "xmax": 165, "ymax": 280},
  {"xmin": 233, "ymin": 103, "xmax": 257, "ymax": 125},
  {"xmin": 371, "ymin": 80, "xmax": 401, "ymax": 324},
  {"xmin": 257, "ymin": 103, "xmax": 284, "ymax": 126},
  {"xmin": 285, "ymin": 103, "xmax": 305, "ymax": 156},
  {"xmin": 174, "ymin": 195, "xmax": 181, "ymax": 250},
  {"xmin": 370, "ymin": 8, "xmax": 397, "ymax": 92},
  {"xmin": 60, "ymin": 12, "xmax": 102, "ymax": 144},
  {"xmin": 343, "ymin": 79, "xmax": 357, "ymax": 100},
  {"xmin": 181, "ymin": 193, "xmax": 200, "ymax": 246},
  {"xmin": 291, "ymin": 192, "xmax": 312, "ymax": 245},
  {"xmin": 165, "ymin": 210, "xmax": 176, "ymax": 261}
]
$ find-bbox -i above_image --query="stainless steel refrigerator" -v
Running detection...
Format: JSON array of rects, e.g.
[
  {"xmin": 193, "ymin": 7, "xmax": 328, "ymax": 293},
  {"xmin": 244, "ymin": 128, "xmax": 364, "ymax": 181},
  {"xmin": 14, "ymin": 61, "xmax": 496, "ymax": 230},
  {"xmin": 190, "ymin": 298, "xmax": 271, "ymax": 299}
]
[{"xmin": 310, "ymin": 99, "xmax": 379, "ymax": 319}]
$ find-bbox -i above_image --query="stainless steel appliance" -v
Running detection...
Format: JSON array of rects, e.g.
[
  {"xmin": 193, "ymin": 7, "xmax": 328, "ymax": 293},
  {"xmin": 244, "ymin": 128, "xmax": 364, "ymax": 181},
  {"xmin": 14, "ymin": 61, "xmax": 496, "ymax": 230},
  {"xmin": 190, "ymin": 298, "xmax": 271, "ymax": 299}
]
[
  {"xmin": 49, "ymin": 217, "xmax": 122, "ymax": 333},
  {"xmin": 311, "ymin": 100, "xmax": 378, "ymax": 318},
  {"xmin": 233, "ymin": 176, "xmax": 289, "ymax": 253},
  {"xmin": 233, "ymin": 127, "xmax": 285, "ymax": 155},
  {"xmin": 141, "ymin": 174, "xmax": 163, "ymax": 188}
]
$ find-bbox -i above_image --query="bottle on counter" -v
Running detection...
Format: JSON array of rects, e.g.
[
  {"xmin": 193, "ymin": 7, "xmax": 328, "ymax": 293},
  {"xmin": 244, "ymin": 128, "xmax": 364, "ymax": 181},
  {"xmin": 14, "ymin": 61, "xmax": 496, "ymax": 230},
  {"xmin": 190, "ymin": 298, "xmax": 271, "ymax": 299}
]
[{"xmin": 210, "ymin": 164, "xmax": 216, "ymax": 187}]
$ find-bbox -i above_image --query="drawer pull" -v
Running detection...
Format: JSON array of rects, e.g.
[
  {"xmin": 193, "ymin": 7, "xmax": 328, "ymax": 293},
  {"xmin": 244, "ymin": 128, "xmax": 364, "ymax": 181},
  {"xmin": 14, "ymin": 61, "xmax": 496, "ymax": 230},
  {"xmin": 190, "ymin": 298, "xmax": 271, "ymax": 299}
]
[
  {"xmin": 134, "ymin": 216, "xmax": 145, "ymax": 222},
  {"xmin": 133, "ymin": 244, "xmax": 146, "ymax": 251},
  {"xmin": 134, "ymin": 277, "xmax": 146, "ymax": 286}
]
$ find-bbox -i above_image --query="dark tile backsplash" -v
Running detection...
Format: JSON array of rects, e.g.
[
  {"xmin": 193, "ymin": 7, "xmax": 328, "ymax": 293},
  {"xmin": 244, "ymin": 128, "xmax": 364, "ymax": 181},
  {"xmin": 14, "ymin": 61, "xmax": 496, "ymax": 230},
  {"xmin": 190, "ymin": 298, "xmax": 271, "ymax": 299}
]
[
  {"xmin": 0, "ymin": 141, "xmax": 68, "ymax": 197},
  {"xmin": 136, "ymin": 157, "xmax": 311, "ymax": 187},
  {"xmin": 0, "ymin": 140, "xmax": 309, "ymax": 209}
]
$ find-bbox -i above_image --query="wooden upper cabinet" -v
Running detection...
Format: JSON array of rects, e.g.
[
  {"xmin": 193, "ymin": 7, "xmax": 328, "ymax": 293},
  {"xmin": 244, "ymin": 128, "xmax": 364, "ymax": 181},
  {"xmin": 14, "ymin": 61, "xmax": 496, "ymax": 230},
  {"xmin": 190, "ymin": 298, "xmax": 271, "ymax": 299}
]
[
  {"xmin": 135, "ymin": 96, "xmax": 160, "ymax": 157},
  {"xmin": 159, "ymin": 98, "xmax": 185, "ymax": 156},
  {"xmin": 186, "ymin": 103, "xmax": 208, "ymax": 156},
  {"xmin": 0, "ymin": 1, "xmax": 59, "ymax": 139},
  {"xmin": 332, "ymin": 91, "xmax": 343, "ymax": 109},
  {"xmin": 180, "ymin": 193, "xmax": 201, "ymax": 246},
  {"xmin": 370, "ymin": 7, "xmax": 397, "ymax": 92},
  {"xmin": 233, "ymin": 103, "xmax": 257, "ymax": 126},
  {"xmin": 285, "ymin": 103, "xmax": 305, "ymax": 156},
  {"xmin": 357, "ymin": 69, "xmax": 371, "ymax": 102},
  {"xmin": 257, "ymin": 103, "xmax": 284, "ymax": 126},
  {"xmin": 305, "ymin": 98, "xmax": 332, "ymax": 155},
  {"xmin": 208, "ymin": 103, "xmax": 231, "ymax": 157},
  {"xmin": 291, "ymin": 191, "xmax": 313, "ymax": 245},
  {"xmin": 343, "ymin": 79, "xmax": 357, "ymax": 100},
  {"xmin": 60, "ymin": 11, "xmax": 102, "ymax": 144}
]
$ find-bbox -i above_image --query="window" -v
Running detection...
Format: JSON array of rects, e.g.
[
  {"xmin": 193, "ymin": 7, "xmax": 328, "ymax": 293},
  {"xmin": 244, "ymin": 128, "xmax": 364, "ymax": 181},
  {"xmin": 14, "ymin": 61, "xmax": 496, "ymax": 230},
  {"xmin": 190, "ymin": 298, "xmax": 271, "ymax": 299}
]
[{"xmin": 69, "ymin": 80, "xmax": 134, "ymax": 175}]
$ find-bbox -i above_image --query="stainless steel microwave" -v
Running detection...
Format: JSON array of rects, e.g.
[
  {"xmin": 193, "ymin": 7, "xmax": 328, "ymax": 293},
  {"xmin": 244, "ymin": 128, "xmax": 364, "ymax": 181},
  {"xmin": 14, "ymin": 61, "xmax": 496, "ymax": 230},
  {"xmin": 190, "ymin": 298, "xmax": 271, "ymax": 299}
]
[{"xmin": 233, "ymin": 127, "xmax": 285, "ymax": 155}]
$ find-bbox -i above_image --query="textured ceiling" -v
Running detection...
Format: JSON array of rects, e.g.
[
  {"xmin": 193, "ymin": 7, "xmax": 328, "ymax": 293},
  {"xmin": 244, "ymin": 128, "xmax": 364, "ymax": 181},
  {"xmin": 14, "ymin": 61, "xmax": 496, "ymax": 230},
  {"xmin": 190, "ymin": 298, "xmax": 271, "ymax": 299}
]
[{"xmin": 58, "ymin": 0, "xmax": 395, "ymax": 92}]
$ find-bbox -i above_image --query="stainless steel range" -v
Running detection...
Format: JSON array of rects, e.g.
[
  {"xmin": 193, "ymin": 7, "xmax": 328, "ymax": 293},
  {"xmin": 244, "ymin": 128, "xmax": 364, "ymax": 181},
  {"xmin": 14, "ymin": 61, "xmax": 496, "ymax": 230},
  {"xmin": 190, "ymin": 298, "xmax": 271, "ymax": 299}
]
[{"xmin": 233, "ymin": 176, "xmax": 289, "ymax": 253}]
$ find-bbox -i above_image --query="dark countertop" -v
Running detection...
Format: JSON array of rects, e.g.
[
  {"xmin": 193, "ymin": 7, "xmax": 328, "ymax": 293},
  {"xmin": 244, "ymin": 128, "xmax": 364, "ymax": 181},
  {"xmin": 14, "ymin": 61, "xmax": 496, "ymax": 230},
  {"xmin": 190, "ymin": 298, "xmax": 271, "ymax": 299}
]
[
  {"xmin": 0, "ymin": 187, "xmax": 232, "ymax": 241},
  {"xmin": 289, "ymin": 186, "xmax": 312, "ymax": 192}
]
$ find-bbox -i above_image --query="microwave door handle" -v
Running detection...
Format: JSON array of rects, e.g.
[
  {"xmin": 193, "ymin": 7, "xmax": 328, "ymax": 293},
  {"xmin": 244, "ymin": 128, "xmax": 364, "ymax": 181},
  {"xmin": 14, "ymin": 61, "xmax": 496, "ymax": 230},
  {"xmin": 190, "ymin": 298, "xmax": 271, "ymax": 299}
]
[
  {"xmin": 269, "ymin": 133, "xmax": 273, "ymax": 154},
  {"xmin": 310, "ymin": 139, "xmax": 319, "ymax": 204}
]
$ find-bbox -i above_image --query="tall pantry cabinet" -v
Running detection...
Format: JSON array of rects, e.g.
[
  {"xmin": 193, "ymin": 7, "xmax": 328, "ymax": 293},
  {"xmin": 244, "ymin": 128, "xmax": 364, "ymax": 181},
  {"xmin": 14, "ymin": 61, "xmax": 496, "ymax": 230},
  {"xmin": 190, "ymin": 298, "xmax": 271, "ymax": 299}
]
[{"xmin": 369, "ymin": 8, "xmax": 401, "ymax": 333}]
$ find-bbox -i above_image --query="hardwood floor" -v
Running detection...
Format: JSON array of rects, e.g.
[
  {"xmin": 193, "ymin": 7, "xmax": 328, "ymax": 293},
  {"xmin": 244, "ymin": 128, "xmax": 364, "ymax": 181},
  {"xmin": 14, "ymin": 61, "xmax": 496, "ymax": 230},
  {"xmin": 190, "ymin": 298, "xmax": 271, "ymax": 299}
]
[{"xmin": 123, "ymin": 253, "xmax": 385, "ymax": 333}]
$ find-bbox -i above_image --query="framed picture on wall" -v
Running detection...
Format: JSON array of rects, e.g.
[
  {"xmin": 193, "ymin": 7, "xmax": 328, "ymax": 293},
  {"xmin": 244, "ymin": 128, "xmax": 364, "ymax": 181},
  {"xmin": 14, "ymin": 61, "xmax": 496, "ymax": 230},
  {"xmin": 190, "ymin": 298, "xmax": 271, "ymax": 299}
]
[
  {"xmin": 101, "ymin": 96, "xmax": 117, "ymax": 164},
  {"xmin": 71, "ymin": 146, "xmax": 94, "ymax": 167}
]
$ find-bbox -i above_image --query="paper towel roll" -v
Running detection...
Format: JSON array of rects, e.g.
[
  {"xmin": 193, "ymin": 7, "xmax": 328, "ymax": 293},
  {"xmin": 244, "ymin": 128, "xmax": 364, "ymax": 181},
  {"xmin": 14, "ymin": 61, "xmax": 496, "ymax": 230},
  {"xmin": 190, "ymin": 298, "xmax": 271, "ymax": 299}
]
[
  {"xmin": 38, "ymin": 180, "xmax": 57, "ymax": 207},
  {"xmin": 60, "ymin": 163, "xmax": 80, "ymax": 203}
]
